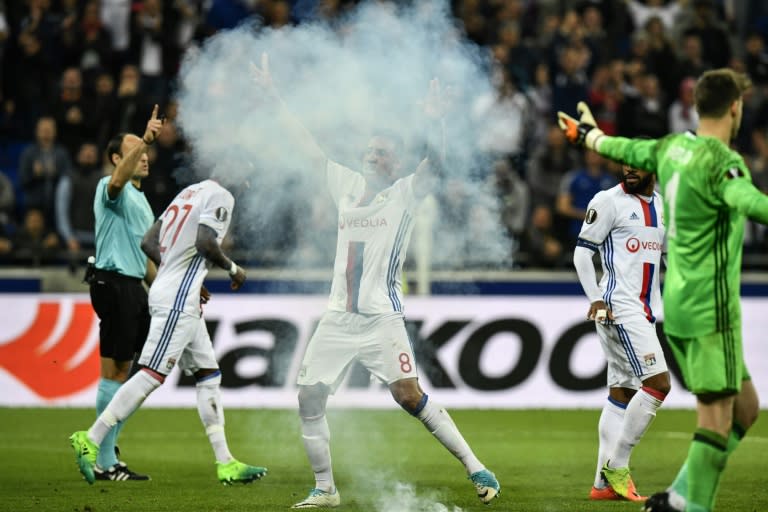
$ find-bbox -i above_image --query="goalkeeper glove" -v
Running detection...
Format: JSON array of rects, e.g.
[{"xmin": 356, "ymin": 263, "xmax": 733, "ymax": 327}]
[{"xmin": 557, "ymin": 101, "xmax": 605, "ymax": 151}]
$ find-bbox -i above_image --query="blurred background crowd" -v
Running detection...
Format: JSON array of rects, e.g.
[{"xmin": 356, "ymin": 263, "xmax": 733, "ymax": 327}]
[{"xmin": 1, "ymin": 0, "xmax": 768, "ymax": 271}]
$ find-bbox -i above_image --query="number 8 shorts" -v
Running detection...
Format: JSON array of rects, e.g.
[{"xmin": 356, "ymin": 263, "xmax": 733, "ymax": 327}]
[{"xmin": 297, "ymin": 310, "xmax": 418, "ymax": 393}]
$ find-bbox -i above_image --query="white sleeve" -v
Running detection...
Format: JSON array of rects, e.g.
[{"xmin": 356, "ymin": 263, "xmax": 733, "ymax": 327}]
[
  {"xmin": 574, "ymin": 246, "xmax": 603, "ymax": 303},
  {"xmin": 199, "ymin": 187, "xmax": 234, "ymax": 239},
  {"xmin": 576, "ymin": 191, "xmax": 614, "ymax": 251},
  {"xmin": 327, "ymin": 159, "xmax": 364, "ymax": 206}
]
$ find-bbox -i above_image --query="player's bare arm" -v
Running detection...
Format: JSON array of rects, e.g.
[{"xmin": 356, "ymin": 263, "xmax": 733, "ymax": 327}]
[
  {"xmin": 250, "ymin": 53, "xmax": 328, "ymax": 172},
  {"xmin": 195, "ymin": 225, "xmax": 246, "ymax": 290},
  {"xmin": 144, "ymin": 259, "xmax": 157, "ymax": 288},
  {"xmin": 141, "ymin": 219, "xmax": 163, "ymax": 267},
  {"xmin": 413, "ymin": 78, "xmax": 447, "ymax": 194},
  {"xmin": 107, "ymin": 105, "xmax": 164, "ymax": 199}
]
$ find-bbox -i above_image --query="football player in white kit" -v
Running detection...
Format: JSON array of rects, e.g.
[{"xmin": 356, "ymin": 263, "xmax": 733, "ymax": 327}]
[
  {"xmin": 573, "ymin": 162, "xmax": 671, "ymax": 502},
  {"xmin": 251, "ymin": 54, "xmax": 499, "ymax": 509},
  {"xmin": 69, "ymin": 174, "xmax": 268, "ymax": 486}
]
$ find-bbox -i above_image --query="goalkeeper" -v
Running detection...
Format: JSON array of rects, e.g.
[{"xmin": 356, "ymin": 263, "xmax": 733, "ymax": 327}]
[{"xmin": 558, "ymin": 69, "xmax": 768, "ymax": 512}]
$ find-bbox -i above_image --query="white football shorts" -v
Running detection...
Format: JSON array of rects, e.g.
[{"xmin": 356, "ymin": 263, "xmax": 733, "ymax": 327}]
[
  {"xmin": 139, "ymin": 306, "xmax": 218, "ymax": 375},
  {"xmin": 297, "ymin": 310, "xmax": 417, "ymax": 393},
  {"xmin": 596, "ymin": 317, "xmax": 668, "ymax": 389}
]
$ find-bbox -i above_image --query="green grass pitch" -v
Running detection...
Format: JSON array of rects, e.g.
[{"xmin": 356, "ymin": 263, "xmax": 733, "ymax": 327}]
[{"xmin": 1, "ymin": 408, "xmax": 765, "ymax": 511}]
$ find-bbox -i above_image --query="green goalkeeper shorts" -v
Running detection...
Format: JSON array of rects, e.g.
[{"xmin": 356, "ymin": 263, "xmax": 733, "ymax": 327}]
[{"xmin": 666, "ymin": 328, "xmax": 750, "ymax": 395}]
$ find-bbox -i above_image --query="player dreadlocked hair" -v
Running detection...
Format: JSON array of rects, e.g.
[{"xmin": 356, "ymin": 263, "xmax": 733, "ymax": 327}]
[{"xmin": 694, "ymin": 68, "xmax": 752, "ymax": 118}]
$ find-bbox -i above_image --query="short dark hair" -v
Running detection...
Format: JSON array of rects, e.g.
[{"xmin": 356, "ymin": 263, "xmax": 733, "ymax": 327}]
[
  {"xmin": 694, "ymin": 69, "xmax": 751, "ymax": 118},
  {"xmin": 105, "ymin": 133, "xmax": 128, "ymax": 167},
  {"xmin": 370, "ymin": 130, "xmax": 404, "ymax": 156}
]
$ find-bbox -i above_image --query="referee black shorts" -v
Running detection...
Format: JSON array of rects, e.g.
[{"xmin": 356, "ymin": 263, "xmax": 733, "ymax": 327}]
[{"xmin": 89, "ymin": 269, "xmax": 150, "ymax": 362}]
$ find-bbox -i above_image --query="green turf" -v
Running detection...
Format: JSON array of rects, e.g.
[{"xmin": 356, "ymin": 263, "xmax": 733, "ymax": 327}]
[{"xmin": 1, "ymin": 408, "xmax": 765, "ymax": 511}]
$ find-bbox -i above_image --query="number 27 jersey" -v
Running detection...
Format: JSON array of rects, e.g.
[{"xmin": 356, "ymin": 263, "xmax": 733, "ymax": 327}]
[
  {"xmin": 577, "ymin": 183, "xmax": 666, "ymax": 324},
  {"xmin": 148, "ymin": 179, "xmax": 234, "ymax": 316}
]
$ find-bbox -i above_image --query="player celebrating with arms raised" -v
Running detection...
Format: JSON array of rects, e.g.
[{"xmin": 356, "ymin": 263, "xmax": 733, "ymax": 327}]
[
  {"xmin": 70, "ymin": 171, "xmax": 267, "ymax": 486},
  {"xmin": 559, "ymin": 69, "xmax": 768, "ymax": 512},
  {"xmin": 574, "ymin": 162, "xmax": 670, "ymax": 502},
  {"xmin": 251, "ymin": 53, "xmax": 500, "ymax": 509}
]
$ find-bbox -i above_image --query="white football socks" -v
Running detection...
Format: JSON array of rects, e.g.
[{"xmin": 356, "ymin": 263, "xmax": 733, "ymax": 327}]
[
  {"xmin": 415, "ymin": 396, "xmax": 484, "ymax": 475},
  {"xmin": 610, "ymin": 387, "xmax": 665, "ymax": 468},
  {"xmin": 195, "ymin": 372, "xmax": 233, "ymax": 463},
  {"xmin": 88, "ymin": 370, "xmax": 162, "ymax": 445},
  {"xmin": 595, "ymin": 398, "xmax": 626, "ymax": 488},
  {"xmin": 300, "ymin": 414, "xmax": 334, "ymax": 493}
]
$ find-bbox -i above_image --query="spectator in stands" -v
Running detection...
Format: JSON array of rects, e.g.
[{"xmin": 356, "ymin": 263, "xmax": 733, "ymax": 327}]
[
  {"xmin": 588, "ymin": 64, "xmax": 621, "ymax": 136},
  {"xmin": 521, "ymin": 204, "xmax": 564, "ymax": 268},
  {"xmin": 745, "ymin": 32, "xmax": 768, "ymax": 86},
  {"xmin": 527, "ymin": 63, "xmax": 553, "ymax": 144},
  {"xmin": 101, "ymin": 0, "xmax": 132, "ymax": 75},
  {"xmin": 77, "ymin": 0, "xmax": 114, "ymax": 82},
  {"xmin": 114, "ymin": 64, "xmax": 153, "ymax": 135},
  {"xmin": 617, "ymin": 73, "xmax": 668, "ymax": 139},
  {"xmin": 130, "ymin": 0, "xmax": 173, "ymax": 105},
  {"xmin": 527, "ymin": 124, "xmax": 581, "ymax": 210},
  {"xmin": 11, "ymin": 207, "xmax": 60, "ymax": 266},
  {"xmin": 143, "ymin": 120, "xmax": 183, "ymax": 215},
  {"xmin": 91, "ymin": 70, "xmax": 117, "ymax": 148},
  {"xmin": 556, "ymin": 151, "xmax": 616, "ymax": 243},
  {"xmin": 644, "ymin": 15, "xmax": 680, "ymax": 101},
  {"xmin": 669, "ymin": 77, "xmax": 698, "ymax": 133},
  {"xmin": 552, "ymin": 44, "xmax": 589, "ymax": 119},
  {"xmin": 52, "ymin": 67, "xmax": 95, "ymax": 157},
  {"xmin": 625, "ymin": 0, "xmax": 684, "ymax": 32},
  {"xmin": 492, "ymin": 158, "xmax": 528, "ymax": 243},
  {"xmin": 11, "ymin": 2, "xmax": 56, "ymax": 138},
  {"xmin": 677, "ymin": 33, "xmax": 709, "ymax": 80},
  {"xmin": 19, "ymin": 116, "xmax": 72, "ymax": 225},
  {"xmin": 55, "ymin": 142, "xmax": 102, "ymax": 257},
  {"xmin": 682, "ymin": 0, "xmax": 731, "ymax": 69},
  {"xmin": 0, "ymin": 170, "xmax": 15, "ymax": 233}
]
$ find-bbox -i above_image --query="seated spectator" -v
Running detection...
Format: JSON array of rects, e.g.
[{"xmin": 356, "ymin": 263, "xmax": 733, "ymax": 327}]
[
  {"xmin": 556, "ymin": 151, "xmax": 617, "ymax": 243},
  {"xmin": 19, "ymin": 116, "xmax": 72, "ymax": 226},
  {"xmin": 55, "ymin": 142, "xmax": 102, "ymax": 257},
  {"xmin": 12, "ymin": 208, "xmax": 60, "ymax": 266}
]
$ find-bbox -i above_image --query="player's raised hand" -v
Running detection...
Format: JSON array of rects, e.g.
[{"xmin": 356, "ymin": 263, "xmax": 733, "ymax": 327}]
[
  {"xmin": 557, "ymin": 101, "xmax": 604, "ymax": 150},
  {"xmin": 230, "ymin": 264, "xmax": 246, "ymax": 291},
  {"xmin": 142, "ymin": 104, "xmax": 164, "ymax": 145},
  {"xmin": 422, "ymin": 77, "xmax": 448, "ymax": 119},
  {"xmin": 250, "ymin": 52, "xmax": 277, "ymax": 97}
]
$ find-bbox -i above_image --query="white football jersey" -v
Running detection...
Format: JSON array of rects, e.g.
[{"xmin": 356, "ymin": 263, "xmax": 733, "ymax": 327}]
[
  {"xmin": 148, "ymin": 179, "xmax": 234, "ymax": 316},
  {"xmin": 577, "ymin": 183, "xmax": 665, "ymax": 324},
  {"xmin": 326, "ymin": 160, "xmax": 421, "ymax": 314}
]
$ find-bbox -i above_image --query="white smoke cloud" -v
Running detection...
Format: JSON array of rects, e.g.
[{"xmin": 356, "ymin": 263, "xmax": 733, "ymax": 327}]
[
  {"xmin": 372, "ymin": 481, "xmax": 464, "ymax": 512},
  {"xmin": 176, "ymin": 0, "xmax": 513, "ymax": 268}
]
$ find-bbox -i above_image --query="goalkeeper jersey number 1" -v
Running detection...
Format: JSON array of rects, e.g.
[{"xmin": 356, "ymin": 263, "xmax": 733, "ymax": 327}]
[{"xmin": 600, "ymin": 131, "xmax": 750, "ymax": 338}]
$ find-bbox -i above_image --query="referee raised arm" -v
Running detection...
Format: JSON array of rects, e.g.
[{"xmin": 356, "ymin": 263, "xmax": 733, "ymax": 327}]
[{"xmin": 87, "ymin": 106, "xmax": 163, "ymax": 481}]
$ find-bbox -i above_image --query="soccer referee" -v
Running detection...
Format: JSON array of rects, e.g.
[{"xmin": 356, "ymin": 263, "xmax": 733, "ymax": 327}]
[{"xmin": 88, "ymin": 106, "xmax": 163, "ymax": 481}]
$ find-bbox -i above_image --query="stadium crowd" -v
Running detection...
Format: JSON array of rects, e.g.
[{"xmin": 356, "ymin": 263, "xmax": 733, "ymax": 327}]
[{"xmin": 1, "ymin": 0, "xmax": 768, "ymax": 269}]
